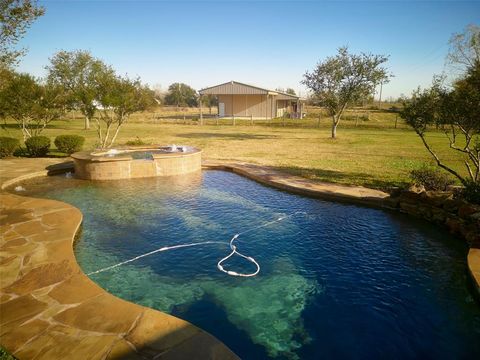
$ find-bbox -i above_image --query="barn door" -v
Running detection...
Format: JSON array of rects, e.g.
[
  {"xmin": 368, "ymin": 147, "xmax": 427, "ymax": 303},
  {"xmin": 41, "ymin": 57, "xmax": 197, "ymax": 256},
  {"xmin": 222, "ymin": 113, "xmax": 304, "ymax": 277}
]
[{"xmin": 218, "ymin": 103, "xmax": 225, "ymax": 117}]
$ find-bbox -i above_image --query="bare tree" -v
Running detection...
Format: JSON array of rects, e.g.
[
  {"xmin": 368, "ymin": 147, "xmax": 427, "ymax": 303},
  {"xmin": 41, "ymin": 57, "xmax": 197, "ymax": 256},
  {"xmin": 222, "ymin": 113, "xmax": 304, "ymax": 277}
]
[{"xmin": 447, "ymin": 24, "xmax": 480, "ymax": 74}]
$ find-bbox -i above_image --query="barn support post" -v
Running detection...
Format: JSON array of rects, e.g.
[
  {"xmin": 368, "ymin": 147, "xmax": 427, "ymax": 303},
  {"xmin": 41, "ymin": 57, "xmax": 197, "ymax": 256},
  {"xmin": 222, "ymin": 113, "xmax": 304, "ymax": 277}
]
[
  {"xmin": 199, "ymin": 95, "xmax": 203, "ymax": 125},
  {"xmin": 245, "ymin": 94, "xmax": 248, "ymax": 118},
  {"xmin": 232, "ymin": 94, "xmax": 235, "ymax": 125},
  {"xmin": 265, "ymin": 95, "xmax": 268, "ymax": 121}
]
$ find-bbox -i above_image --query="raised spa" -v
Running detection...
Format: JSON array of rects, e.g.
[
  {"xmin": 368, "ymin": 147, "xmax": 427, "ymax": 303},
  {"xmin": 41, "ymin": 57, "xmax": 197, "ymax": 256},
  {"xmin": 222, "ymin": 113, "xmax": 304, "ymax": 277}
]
[{"xmin": 71, "ymin": 145, "xmax": 201, "ymax": 180}]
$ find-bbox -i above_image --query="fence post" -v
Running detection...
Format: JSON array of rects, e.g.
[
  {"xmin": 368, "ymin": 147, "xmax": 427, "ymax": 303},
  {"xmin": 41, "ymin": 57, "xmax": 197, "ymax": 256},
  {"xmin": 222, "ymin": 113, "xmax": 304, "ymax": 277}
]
[
  {"xmin": 216, "ymin": 115, "xmax": 219, "ymax": 126},
  {"xmin": 250, "ymin": 114, "xmax": 253, "ymax": 126},
  {"xmin": 355, "ymin": 113, "xmax": 359, "ymax": 127},
  {"xmin": 317, "ymin": 115, "xmax": 321, "ymax": 128},
  {"xmin": 232, "ymin": 115, "xmax": 235, "ymax": 126},
  {"xmin": 395, "ymin": 114, "xmax": 398, "ymax": 129}
]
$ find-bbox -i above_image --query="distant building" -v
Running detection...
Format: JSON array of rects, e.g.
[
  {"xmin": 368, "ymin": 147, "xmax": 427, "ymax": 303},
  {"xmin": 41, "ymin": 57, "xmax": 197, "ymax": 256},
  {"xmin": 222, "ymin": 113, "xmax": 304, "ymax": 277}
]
[{"xmin": 199, "ymin": 81, "xmax": 304, "ymax": 119}]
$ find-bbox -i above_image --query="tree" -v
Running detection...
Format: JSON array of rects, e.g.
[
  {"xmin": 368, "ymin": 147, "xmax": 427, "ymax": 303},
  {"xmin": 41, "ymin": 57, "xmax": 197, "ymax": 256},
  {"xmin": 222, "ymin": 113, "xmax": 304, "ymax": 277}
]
[
  {"xmin": 0, "ymin": 0, "xmax": 44, "ymax": 68},
  {"xmin": 201, "ymin": 94, "xmax": 218, "ymax": 114},
  {"xmin": 447, "ymin": 24, "xmax": 480, "ymax": 74},
  {"xmin": 0, "ymin": 71, "xmax": 65, "ymax": 140},
  {"xmin": 47, "ymin": 50, "xmax": 115, "ymax": 130},
  {"xmin": 0, "ymin": 65, "xmax": 15, "ymax": 92},
  {"xmin": 302, "ymin": 46, "xmax": 391, "ymax": 138},
  {"xmin": 152, "ymin": 83, "xmax": 165, "ymax": 105},
  {"xmin": 95, "ymin": 74, "xmax": 155, "ymax": 148},
  {"xmin": 164, "ymin": 83, "xmax": 198, "ymax": 108},
  {"xmin": 400, "ymin": 64, "xmax": 480, "ymax": 186},
  {"xmin": 286, "ymin": 88, "xmax": 296, "ymax": 95}
]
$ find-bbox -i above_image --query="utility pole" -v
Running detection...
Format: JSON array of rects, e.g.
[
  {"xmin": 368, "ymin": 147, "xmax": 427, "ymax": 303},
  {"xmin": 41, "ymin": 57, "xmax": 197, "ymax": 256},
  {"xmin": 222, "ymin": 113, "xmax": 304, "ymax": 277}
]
[
  {"xmin": 378, "ymin": 82, "xmax": 383, "ymax": 106},
  {"xmin": 199, "ymin": 95, "xmax": 203, "ymax": 125}
]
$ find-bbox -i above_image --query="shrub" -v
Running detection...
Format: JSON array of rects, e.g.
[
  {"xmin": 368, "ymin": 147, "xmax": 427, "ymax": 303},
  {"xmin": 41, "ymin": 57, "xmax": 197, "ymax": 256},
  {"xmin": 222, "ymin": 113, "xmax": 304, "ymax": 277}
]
[
  {"xmin": 13, "ymin": 147, "xmax": 28, "ymax": 157},
  {"xmin": 54, "ymin": 135, "xmax": 85, "ymax": 154},
  {"xmin": 125, "ymin": 137, "xmax": 146, "ymax": 146},
  {"xmin": 0, "ymin": 137, "xmax": 20, "ymax": 158},
  {"xmin": 410, "ymin": 166, "xmax": 455, "ymax": 191},
  {"xmin": 463, "ymin": 181, "xmax": 480, "ymax": 205},
  {"xmin": 25, "ymin": 136, "xmax": 51, "ymax": 157}
]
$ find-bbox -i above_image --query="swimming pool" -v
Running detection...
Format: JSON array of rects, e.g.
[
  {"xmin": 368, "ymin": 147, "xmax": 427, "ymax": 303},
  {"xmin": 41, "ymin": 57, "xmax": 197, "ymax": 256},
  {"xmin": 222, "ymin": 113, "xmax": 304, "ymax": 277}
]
[{"xmin": 16, "ymin": 170, "xmax": 480, "ymax": 359}]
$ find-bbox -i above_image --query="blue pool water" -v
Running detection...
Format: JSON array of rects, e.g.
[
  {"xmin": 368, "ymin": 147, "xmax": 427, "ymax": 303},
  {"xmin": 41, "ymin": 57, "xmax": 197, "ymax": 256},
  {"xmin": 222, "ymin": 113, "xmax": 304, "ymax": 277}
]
[{"xmin": 18, "ymin": 170, "xmax": 480, "ymax": 359}]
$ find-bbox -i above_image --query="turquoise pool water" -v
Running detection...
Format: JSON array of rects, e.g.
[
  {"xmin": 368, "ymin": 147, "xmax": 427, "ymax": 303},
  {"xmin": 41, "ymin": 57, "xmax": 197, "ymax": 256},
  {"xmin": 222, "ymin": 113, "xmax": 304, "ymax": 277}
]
[{"xmin": 17, "ymin": 170, "xmax": 480, "ymax": 359}]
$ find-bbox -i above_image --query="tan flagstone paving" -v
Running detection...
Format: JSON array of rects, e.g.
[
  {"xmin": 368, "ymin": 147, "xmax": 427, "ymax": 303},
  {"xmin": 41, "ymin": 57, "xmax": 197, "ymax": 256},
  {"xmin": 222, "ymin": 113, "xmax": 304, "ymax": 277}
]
[{"xmin": 0, "ymin": 193, "xmax": 238, "ymax": 359}]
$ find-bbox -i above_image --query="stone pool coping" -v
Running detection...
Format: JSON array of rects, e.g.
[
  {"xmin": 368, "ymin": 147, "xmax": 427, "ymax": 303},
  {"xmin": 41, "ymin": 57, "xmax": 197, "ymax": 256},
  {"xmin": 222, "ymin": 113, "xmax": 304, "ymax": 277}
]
[
  {"xmin": 0, "ymin": 193, "xmax": 238, "ymax": 359},
  {"xmin": 1, "ymin": 158, "xmax": 479, "ymax": 359},
  {"xmin": 202, "ymin": 161, "xmax": 480, "ymax": 297},
  {"xmin": 71, "ymin": 146, "xmax": 201, "ymax": 162}
]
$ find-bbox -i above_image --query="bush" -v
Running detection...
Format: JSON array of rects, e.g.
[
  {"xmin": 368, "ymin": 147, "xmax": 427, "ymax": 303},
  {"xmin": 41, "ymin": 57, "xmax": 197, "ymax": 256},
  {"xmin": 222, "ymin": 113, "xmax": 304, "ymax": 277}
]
[
  {"xmin": 25, "ymin": 136, "xmax": 51, "ymax": 157},
  {"xmin": 54, "ymin": 135, "xmax": 85, "ymax": 154},
  {"xmin": 0, "ymin": 137, "xmax": 20, "ymax": 158},
  {"xmin": 125, "ymin": 137, "xmax": 146, "ymax": 146},
  {"xmin": 0, "ymin": 346, "xmax": 16, "ymax": 360},
  {"xmin": 463, "ymin": 181, "xmax": 480, "ymax": 205},
  {"xmin": 410, "ymin": 166, "xmax": 455, "ymax": 191}
]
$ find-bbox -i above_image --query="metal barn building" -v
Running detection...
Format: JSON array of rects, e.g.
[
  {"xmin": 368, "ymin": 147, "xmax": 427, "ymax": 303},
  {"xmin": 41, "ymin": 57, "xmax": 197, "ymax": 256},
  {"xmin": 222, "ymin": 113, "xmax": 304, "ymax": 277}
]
[{"xmin": 198, "ymin": 81, "xmax": 304, "ymax": 119}]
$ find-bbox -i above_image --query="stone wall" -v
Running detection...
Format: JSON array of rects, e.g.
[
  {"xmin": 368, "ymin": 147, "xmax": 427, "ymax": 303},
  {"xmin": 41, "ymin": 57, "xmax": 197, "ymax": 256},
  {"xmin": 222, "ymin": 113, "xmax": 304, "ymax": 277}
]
[
  {"xmin": 384, "ymin": 189, "xmax": 480, "ymax": 246},
  {"xmin": 73, "ymin": 150, "xmax": 202, "ymax": 180}
]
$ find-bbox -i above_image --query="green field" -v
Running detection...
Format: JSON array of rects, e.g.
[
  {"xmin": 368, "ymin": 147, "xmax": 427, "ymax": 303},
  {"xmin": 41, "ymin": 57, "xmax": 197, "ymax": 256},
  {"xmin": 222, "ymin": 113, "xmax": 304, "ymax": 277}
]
[{"xmin": 0, "ymin": 106, "xmax": 466, "ymax": 190}]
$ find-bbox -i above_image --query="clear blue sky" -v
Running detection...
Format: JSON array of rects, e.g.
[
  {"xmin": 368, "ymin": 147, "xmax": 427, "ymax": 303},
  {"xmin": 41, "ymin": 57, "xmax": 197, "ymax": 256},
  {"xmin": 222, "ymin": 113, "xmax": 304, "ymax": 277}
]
[{"xmin": 17, "ymin": 0, "xmax": 480, "ymax": 99}]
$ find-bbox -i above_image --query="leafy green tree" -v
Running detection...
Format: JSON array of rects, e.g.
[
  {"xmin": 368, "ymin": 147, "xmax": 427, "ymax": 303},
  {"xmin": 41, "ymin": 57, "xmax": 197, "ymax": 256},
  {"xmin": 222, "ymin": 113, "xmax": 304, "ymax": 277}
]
[
  {"xmin": 0, "ymin": 0, "xmax": 44, "ymax": 68},
  {"xmin": 0, "ymin": 66, "xmax": 15, "ymax": 92},
  {"xmin": 164, "ymin": 83, "xmax": 198, "ymax": 108},
  {"xmin": 401, "ymin": 64, "xmax": 480, "ymax": 186},
  {"xmin": 95, "ymin": 74, "xmax": 155, "ymax": 148},
  {"xmin": 0, "ymin": 71, "xmax": 65, "ymax": 140},
  {"xmin": 277, "ymin": 87, "xmax": 296, "ymax": 95},
  {"xmin": 46, "ymin": 50, "xmax": 115, "ymax": 130},
  {"xmin": 201, "ymin": 94, "xmax": 218, "ymax": 114},
  {"xmin": 302, "ymin": 46, "xmax": 391, "ymax": 138}
]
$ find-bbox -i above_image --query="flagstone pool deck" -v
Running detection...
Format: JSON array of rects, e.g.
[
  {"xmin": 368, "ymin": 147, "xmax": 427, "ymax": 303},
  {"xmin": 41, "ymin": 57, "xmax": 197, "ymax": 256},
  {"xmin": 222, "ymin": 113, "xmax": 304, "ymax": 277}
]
[{"xmin": 1, "ymin": 158, "xmax": 479, "ymax": 359}]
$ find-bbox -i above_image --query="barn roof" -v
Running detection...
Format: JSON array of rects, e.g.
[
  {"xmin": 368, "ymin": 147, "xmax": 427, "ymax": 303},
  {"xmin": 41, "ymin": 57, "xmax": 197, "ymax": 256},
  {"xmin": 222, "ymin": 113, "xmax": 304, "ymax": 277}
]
[{"xmin": 199, "ymin": 81, "xmax": 300, "ymax": 100}]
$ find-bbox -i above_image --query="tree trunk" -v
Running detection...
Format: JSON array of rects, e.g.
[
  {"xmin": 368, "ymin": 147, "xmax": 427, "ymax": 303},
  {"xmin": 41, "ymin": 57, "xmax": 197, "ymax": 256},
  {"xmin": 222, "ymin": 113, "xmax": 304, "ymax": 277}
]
[
  {"xmin": 331, "ymin": 116, "xmax": 338, "ymax": 139},
  {"xmin": 331, "ymin": 123, "xmax": 337, "ymax": 138},
  {"xmin": 85, "ymin": 116, "xmax": 90, "ymax": 130},
  {"xmin": 108, "ymin": 124, "xmax": 123, "ymax": 148}
]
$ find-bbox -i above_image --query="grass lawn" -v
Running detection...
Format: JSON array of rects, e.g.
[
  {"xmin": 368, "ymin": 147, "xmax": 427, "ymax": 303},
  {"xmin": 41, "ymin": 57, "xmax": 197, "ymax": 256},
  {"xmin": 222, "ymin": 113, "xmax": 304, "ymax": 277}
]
[{"xmin": 0, "ymin": 107, "xmax": 467, "ymax": 190}]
